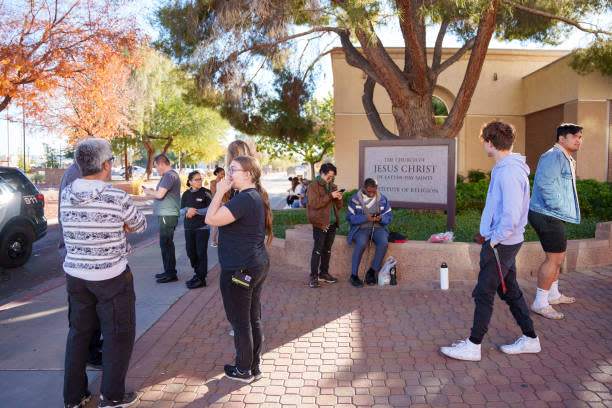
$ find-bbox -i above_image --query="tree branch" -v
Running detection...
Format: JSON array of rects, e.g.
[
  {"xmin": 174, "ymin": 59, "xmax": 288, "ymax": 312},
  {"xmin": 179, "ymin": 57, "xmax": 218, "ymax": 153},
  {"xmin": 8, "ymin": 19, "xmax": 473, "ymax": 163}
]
[
  {"xmin": 432, "ymin": 20, "xmax": 450, "ymax": 72},
  {"xmin": 502, "ymin": 0, "xmax": 612, "ymax": 36},
  {"xmin": 435, "ymin": 37, "xmax": 476, "ymax": 74},
  {"xmin": 302, "ymin": 49, "xmax": 334, "ymax": 82},
  {"xmin": 362, "ymin": 77, "xmax": 399, "ymax": 140},
  {"xmin": 226, "ymin": 26, "xmax": 343, "ymax": 62},
  {"xmin": 338, "ymin": 31, "xmax": 383, "ymax": 84},
  {"xmin": 442, "ymin": 1, "xmax": 499, "ymax": 138},
  {"xmin": 396, "ymin": 0, "xmax": 428, "ymax": 94}
]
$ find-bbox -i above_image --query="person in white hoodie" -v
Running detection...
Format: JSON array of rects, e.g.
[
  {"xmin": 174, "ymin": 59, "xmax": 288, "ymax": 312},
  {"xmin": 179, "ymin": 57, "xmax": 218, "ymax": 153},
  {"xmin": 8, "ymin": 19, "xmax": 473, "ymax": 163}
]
[
  {"xmin": 440, "ymin": 121, "xmax": 540, "ymax": 361},
  {"xmin": 60, "ymin": 138, "xmax": 146, "ymax": 408}
]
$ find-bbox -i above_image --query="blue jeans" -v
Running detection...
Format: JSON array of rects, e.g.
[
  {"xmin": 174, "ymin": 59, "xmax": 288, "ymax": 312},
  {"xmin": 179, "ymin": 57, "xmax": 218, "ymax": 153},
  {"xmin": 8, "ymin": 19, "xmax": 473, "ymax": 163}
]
[{"xmin": 351, "ymin": 227, "xmax": 388, "ymax": 276}]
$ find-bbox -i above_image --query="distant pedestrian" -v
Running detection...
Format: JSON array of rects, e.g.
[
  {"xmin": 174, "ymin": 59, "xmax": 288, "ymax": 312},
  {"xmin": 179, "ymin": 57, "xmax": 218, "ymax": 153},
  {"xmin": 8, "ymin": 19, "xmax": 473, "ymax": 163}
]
[
  {"xmin": 143, "ymin": 155, "xmax": 181, "ymax": 283},
  {"xmin": 60, "ymin": 138, "xmax": 146, "ymax": 408},
  {"xmin": 206, "ymin": 155, "xmax": 273, "ymax": 383},
  {"xmin": 529, "ymin": 123, "xmax": 583, "ymax": 319},
  {"xmin": 209, "ymin": 167, "xmax": 229, "ymax": 247},
  {"xmin": 181, "ymin": 171, "xmax": 212, "ymax": 289},
  {"xmin": 58, "ymin": 160, "xmax": 103, "ymax": 370},
  {"xmin": 440, "ymin": 121, "xmax": 540, "ymax": 361},
  {"xmin": 306, "ymin": 163, "xmax": 343, "ymax": 288}
]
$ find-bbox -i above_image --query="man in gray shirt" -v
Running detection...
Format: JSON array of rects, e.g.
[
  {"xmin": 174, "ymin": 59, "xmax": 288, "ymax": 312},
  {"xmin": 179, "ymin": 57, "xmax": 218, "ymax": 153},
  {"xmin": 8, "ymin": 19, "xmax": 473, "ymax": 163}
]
[{"xmin": 144, "ymin": 154, "xmax": 181, "ymax": 283}]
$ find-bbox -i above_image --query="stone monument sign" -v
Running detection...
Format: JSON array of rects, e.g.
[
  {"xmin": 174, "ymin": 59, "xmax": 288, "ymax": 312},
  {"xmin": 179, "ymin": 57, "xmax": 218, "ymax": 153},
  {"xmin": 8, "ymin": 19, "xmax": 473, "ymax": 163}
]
[{"xmin": 359, "ymin": 139, "xmax": 456, "ymax": 230}]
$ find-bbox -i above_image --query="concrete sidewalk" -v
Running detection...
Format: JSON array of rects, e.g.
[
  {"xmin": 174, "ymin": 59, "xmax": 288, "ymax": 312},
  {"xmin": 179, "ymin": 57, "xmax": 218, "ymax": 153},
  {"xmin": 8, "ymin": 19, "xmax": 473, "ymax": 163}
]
[
  {"xmin": 82, "ymin": 261, "xmax": 611, "ymax": 407},
  {"xmin": 0, "ymin": 226, "xmax": 218, "ymax": 408}
]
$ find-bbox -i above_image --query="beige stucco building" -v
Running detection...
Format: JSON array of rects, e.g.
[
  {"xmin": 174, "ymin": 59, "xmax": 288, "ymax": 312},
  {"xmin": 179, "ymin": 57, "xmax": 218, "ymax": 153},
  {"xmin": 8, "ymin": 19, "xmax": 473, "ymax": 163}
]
[{"xmin": 332, "ymin": 48, "xmax": 612, "ymax": 189}]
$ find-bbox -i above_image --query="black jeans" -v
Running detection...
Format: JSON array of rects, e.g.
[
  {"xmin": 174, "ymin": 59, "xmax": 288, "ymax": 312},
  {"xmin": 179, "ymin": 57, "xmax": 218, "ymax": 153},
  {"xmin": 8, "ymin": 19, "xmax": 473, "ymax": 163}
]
[
  {"xmin": 185, "ymin": 228, "xmax": 210, "ymax": 279},
  {"xmin": 310, "ymin": 225, "xmax": 336, "ymax": 277},
  {"xmin": 64, "ymin": 268, "xmax": 135, "ymax": 405},
  {"xmin": 159, "ymin": 216, "xmax": 178, "ymax": 276},
  {"xmin": 470, "ymin": 241, "xmax": 535, "ymax": 343},
  {"xmin": 220, "ymin": 260, "xmax": 269, "ymax": 373}
]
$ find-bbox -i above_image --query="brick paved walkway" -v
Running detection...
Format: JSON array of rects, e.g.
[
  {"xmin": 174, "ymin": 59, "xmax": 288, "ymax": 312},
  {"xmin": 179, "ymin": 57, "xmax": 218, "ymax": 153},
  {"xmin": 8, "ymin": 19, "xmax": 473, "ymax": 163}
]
[{"xmin": 91, "ymin": 264, "xmax": 612, "ymax": 407}]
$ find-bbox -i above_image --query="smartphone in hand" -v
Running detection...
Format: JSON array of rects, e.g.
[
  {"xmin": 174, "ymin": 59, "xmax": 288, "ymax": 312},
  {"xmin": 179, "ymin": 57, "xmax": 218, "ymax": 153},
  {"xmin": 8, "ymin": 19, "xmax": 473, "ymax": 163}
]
[{"xmin": 338, "ymin": 188, "xmax": 346, "ymax": 193}]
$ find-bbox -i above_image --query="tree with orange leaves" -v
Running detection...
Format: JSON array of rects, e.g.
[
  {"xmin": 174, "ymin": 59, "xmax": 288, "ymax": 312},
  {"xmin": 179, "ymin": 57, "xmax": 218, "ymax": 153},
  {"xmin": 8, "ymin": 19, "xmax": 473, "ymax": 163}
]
[
  {"xmin": 0, "ymin": 0, "xmax": 140, "ymax": 115},
  {"xmin": 39, "ymin": 39, "xmax": 141, "ymax": 143}
]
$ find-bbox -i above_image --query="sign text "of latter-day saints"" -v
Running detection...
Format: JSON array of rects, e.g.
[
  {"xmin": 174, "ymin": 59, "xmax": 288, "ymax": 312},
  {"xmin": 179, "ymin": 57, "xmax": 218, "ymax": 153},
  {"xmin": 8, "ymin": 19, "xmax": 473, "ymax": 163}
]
[{"xmin": 363, "ymin": 145, "xmax": 449, "ymax": 204}]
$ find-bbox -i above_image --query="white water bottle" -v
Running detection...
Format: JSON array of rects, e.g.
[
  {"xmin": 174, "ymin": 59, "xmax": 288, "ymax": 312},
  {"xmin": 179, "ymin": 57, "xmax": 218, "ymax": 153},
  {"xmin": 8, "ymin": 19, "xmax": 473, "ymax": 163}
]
[{"xmin": 440, "ymin": 262, "xmax": 449, "ymax": 290}]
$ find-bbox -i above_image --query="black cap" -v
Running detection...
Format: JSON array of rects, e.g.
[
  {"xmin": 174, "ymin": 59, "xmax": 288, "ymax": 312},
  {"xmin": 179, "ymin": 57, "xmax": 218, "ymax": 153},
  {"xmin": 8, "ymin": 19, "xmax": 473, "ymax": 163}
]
[{"xmin": 441, "ymin": 262, "xmax": 447, "ymax": 268}]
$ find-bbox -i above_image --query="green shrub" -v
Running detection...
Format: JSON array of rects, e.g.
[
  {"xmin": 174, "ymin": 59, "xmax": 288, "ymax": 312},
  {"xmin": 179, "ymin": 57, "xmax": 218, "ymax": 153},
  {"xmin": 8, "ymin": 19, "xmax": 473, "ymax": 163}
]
[
  {"xmin": 467, "ymin": 170, "xmax": 487, "ymax": 183},
  {"xmin": 456, "ymin": 179, "xmax": 489, "ymax": 213},
  {"xmin": 342, "ymin": 189, "xmax": 358, "ymax": 207},
  {"xmin": 576, "ymin": 179, "xmax": 612, "ymax": 219}
]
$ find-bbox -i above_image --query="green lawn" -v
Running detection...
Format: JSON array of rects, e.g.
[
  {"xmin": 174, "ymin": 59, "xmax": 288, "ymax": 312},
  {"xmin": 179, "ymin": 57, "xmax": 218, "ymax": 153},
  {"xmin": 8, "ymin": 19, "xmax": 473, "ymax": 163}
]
[{"xmin": 272, "ymin": 208, "xmax": 604, "ymax": 242}]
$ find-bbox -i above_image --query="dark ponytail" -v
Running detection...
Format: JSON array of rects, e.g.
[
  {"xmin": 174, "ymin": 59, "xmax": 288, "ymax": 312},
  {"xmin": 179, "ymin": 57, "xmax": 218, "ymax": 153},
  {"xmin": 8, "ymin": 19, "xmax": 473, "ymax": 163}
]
[{"xmin": 255, "ymin": 179, "xmax": 274, "ymax": 248}]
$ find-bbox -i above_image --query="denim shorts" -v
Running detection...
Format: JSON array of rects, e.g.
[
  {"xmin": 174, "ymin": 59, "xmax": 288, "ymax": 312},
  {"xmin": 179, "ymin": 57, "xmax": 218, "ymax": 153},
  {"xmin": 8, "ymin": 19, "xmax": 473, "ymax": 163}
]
[{"xmin": 528, "ymin": 210, "xmax": 567, "ymax": 253}]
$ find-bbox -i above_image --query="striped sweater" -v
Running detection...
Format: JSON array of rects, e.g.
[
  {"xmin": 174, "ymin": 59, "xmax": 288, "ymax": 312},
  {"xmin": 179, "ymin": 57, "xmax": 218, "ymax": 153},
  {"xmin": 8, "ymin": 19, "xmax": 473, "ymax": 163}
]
[{"xmin": 60, "ymin": 178, "xmax": 147, "ymax": 281}]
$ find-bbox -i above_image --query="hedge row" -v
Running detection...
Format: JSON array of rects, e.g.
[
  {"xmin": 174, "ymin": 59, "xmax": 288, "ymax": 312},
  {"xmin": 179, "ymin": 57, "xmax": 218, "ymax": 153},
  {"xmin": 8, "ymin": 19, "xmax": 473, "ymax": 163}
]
[{"xmin": 341, "ymin": 178, "xmax": 611, "ymax": 220}]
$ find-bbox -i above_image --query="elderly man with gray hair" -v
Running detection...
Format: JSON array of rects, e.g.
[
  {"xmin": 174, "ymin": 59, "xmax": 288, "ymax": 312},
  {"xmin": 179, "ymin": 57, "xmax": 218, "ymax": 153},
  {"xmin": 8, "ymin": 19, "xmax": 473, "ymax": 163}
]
[{"xmin": 60, "ymin": 138, "xmax": 146, "ymax": 408}]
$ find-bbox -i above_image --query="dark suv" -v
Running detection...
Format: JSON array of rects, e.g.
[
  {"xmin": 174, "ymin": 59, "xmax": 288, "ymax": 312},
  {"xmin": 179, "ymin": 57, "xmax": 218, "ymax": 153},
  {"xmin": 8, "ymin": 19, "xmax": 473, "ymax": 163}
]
[{"xmin": 0, "ymin": 167, "xmax": 47, "ymax": 268}]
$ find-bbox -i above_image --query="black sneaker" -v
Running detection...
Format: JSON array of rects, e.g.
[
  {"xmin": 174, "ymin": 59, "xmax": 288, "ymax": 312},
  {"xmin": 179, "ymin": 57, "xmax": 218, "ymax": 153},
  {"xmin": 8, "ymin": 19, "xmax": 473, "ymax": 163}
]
[
  {"xmin": 365, "ymin": 268, "xmax": 377, "ymax": 285},
  {"xmin": 154, "ymin": 272, "xmax": 165, "ymax": 279},
  {"xmin": 350, "ymin": 274, "xmax": 363, "ymax": 287},
  {"xmin": 252, "ymin": 366, "xmax": 263, "ymax": 380},
  {"xmin": 186, "ymin": 276, "xmax": 206, "ymax": 289},
  {"xmin": 224, "ymin": 364, "xmax": 254, "ymax": 383},
  {"xmin": 65, "ymin": 390, "xmax": 91, "ymax": 408},
  {"xmin": 156, "ymin": 273, "xmax": 178, "ymax": 283},
  {"xmin": 319, "ymin": 273, "xmax": 338, "ymax": 283},
  {"xmin": 309, "ymin": 277, "xmax": 320, "ymax": 288},
  {"xmin": 98, "ymin": 391, "xmax": 138, "ymax": 408}
]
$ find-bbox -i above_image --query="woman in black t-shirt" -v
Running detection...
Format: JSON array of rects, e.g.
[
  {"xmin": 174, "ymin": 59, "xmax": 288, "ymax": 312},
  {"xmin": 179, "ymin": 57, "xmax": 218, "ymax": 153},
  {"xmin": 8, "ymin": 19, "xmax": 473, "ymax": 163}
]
[
  {"xmin": 180, "ymin": 171, "xmax": 212, "ymax": 289},
  {"xmin": 205, "ymin": 156, "xmax": 273, "ymax": 383}
]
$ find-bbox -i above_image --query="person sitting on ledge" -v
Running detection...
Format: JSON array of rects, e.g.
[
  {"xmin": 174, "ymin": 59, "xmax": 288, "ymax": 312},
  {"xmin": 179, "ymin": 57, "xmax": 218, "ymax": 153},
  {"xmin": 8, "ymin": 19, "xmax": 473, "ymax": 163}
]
[{"xmin": 346, "ymin": 178, "xmax": 392, "ymax": 287}]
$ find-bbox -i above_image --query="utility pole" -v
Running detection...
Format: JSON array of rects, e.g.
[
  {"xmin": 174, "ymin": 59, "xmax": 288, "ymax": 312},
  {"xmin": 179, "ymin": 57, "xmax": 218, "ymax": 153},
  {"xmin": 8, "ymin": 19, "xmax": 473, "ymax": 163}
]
[
  {"xmin": 22, "ymin": 103, "xmax": 26, "ymax": 171},
  {"xmin": 5, "ymin": 110, "xmax": 9, "ymax": 166}
]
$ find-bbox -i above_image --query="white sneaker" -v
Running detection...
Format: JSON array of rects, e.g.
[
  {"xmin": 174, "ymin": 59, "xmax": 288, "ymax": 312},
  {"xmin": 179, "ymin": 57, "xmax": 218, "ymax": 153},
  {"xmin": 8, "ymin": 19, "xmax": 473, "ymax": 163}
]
[
  {"xmin": 440, "ymin": 338, "xmax": 481, "ymax": 361},
  {"xmin": 500, "ymin": 335, "xmax": 541, "ymax": 355},
  {"xmin": 531, "ymin": 305, "xmax": 564, "ymax": 320}
]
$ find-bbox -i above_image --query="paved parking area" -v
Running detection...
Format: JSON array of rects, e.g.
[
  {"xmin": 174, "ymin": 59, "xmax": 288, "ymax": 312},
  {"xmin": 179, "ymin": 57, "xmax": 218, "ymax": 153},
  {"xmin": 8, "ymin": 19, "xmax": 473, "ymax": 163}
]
[{"xmin": 88, "ymin": 264, "xmax": 612, "ymax": 407}]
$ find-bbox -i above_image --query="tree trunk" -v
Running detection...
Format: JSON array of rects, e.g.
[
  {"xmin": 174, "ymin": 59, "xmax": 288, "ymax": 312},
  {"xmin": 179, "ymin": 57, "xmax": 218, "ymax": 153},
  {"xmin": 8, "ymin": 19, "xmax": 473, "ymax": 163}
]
[
  {"xmin": 0, "ymin": 95, "xmax": 11, "ymax": 113},
  {"xmin": 124, "ymin": 138, "xmax": 130, "ymax": 181},
  {"xmin": 309, "ymin": 162, "xmax": 315, "ymax": 180},
  {"xmin": 161, "ymin": 137, "xmax": 173, "ymax": 156},
  {"xmin": 178, "ymin": 152, "xmax": 184, "ymax": 174},
  {"xmin": 143, "ymin": 138, "xmax": 154, "ymax": 181}
]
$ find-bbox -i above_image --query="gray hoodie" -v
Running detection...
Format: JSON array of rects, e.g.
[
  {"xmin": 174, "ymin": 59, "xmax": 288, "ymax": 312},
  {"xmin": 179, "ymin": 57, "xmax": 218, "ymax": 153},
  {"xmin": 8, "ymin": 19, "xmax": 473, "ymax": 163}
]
[
  {"xmin": 479, "ymin": 153, "xmax": 530, "ymax": 246},
  {"xmin": 60, "ymin": 179, "xmax": 147, "ymax": 281}
]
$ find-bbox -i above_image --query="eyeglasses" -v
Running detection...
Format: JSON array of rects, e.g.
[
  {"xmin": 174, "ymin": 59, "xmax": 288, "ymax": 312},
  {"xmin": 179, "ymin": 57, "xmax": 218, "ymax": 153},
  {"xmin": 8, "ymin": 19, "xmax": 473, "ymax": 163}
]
[
  {"xmin": 228, "ymin": 167, "xmax": 247, "ymax": 175},
  {"xmin": 107, "ymin": 156, "xmax": 115, "ymax": 163}
]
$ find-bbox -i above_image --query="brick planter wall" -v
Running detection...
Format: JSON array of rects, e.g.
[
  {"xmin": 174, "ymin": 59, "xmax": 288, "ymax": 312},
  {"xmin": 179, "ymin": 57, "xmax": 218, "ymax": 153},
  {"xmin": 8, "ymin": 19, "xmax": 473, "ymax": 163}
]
[{"xmin": 269, "ymin": 222, "xmax": 612, "ymax": 281}]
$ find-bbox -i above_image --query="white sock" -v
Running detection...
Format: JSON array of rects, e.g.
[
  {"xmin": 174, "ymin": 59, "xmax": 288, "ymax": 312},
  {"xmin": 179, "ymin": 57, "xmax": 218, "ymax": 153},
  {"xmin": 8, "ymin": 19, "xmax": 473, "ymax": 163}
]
[
  {"xmin": 532, "ymin": 287, "xmax": 550, "ymax": 309},
  {"xmin": 549, "ymin": 280, "xmax": 561, "ymax": 300}
]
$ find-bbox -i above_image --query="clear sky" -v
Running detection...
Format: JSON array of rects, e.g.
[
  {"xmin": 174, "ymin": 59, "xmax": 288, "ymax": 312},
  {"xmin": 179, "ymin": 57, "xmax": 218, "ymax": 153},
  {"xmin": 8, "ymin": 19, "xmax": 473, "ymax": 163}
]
[{"xmin": 0, "ymin": 3, "xmax": 603, "ymax": 160}]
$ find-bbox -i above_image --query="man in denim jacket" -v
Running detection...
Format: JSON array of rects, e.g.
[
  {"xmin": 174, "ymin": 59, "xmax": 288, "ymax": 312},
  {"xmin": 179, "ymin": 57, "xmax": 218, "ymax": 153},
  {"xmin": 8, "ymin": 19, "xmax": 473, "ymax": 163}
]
[
  {"xmin": 346, "ymin": 178, "xmax": 392, "ymax": 287},
  {"xmin": 529, "ymin": 123, "xmax": 582, "ymax": 320}
]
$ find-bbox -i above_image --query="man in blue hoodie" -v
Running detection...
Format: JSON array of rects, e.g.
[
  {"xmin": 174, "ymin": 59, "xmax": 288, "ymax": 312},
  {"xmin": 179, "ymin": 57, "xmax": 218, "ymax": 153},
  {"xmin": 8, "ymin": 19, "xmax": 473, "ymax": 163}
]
[
  {"xmin": 441, "ymin": 121, "xmax": 540, "ymax": 361},
  {"xmin": 529, "ymin": 123, "xmax": 582, "ymax": 320}
]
